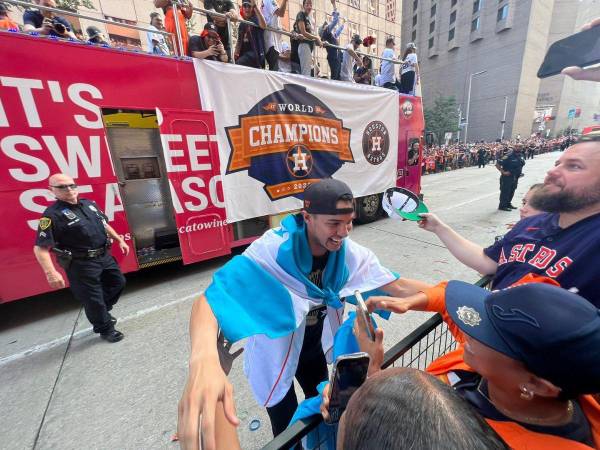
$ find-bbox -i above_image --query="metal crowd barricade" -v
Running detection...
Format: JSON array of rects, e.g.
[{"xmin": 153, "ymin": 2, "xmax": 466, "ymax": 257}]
[
  {"xmin": 4, "ymin": 0, "xmax": 177, "ymax": 55},
  {"xmin": 262, "ymin": 275, "xmax": 494, "ymax": 450}
]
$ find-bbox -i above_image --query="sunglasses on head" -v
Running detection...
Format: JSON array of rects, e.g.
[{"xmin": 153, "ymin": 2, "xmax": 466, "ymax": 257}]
[{"xmin": 51, "ymin": 184, "xmax": 78, "ymax": 190}]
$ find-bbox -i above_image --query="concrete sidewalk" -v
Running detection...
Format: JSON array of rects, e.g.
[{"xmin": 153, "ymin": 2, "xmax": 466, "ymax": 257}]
[{"xmin": 0, "ymin": 152, "xmax": 557, "ymax": 450}]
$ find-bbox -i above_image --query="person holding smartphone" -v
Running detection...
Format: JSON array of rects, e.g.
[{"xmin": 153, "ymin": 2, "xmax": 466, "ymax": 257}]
[
  {"xmin": 177, "ymin": 179, "xmax": 430, "ymax": 449},
  {"xmin": 359, "ymin": 281, "xmax": 600, "ymax": 449},
  {"xmin": 188, "ymin": 23, "xmax": 228, "ymax": 62}
]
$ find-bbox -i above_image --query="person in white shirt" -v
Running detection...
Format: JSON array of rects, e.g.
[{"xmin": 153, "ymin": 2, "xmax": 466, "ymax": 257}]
[
  {"xmin": 399, "ymin": 42, "xmax": 419, "ymax": 95},
  {"xmin": 261, "ymin": 0, "xmax": 288, "ymax": 71},
  {"xmin": 339, "ymin": 34, "xmax": 363, "ymax": 82},
  {"xmin": 146, "ymin": 12, "xmax": 170, "ymax": 55},
  {"xmin": 379, "ymin": 36, "xmax": 403, "ymax": 90},
  {"xmin": 278, "ymin": 40, "xmax": 292, "ymax": 72}
]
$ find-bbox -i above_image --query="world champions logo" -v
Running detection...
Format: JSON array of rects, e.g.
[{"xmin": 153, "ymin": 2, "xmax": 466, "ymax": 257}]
[{"xmin": 225, "ymin": 84, "xmax": 354, "ymax": 200}]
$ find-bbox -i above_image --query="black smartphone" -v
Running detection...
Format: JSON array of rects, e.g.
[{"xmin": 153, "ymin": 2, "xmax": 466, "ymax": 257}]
[
  {"xmin": 326, "ymin": 352, "xmax": 370, "ymax": 424},
  {"xmin": 537, "ymin": 26, "xmax": 600, "ymax": 78},
  {"xmin": 354, "ymin": 290, "xmax": 375, "ymax": 342}
]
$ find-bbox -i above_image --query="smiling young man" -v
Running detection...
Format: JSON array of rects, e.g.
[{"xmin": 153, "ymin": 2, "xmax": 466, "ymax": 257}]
[
  {"xmin": 177, "ymin": 178, "xmax": 430, "ymax": 450},
  {"xmin": 418, "ymin": 136, "xmax": 600, "ymax": 307}
]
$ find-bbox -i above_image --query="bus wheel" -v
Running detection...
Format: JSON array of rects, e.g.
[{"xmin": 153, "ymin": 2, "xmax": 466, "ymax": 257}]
[{"xmin": 355, "ymin": 194, "xmax": 381, "ymax": 224}]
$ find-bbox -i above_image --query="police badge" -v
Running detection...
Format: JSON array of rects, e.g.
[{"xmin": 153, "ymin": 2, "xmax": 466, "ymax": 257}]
[{"xmin": 39, "ymin": 217, "xmax": 51, "ymax": 230}]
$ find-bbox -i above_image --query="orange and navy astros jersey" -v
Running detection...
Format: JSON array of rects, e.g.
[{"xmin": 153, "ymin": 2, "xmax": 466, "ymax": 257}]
[{"xmin": 484, "ymin": 212, "xmax": 600, "ymax": 308}]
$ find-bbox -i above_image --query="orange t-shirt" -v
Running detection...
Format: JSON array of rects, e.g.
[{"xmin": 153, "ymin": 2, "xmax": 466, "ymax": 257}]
[
  {"xmin": 0, "ymin": 17, "xmax": 19, "ymax": 31},
  {"xmin": 422, "ymin": 281, "xmax": 600, "ymax": 450}
]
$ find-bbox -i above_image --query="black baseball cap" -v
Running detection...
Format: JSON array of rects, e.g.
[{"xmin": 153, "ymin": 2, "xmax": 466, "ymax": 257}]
[
  {"xmin": 204, "ymin": 22, "xmax": 220, "ymax": 35},
  {"xmin": 303, "ymin": 179, "xmax": 354, "ymax": 215},
  {"xmin": 445, "ymin": 281, "xmax": 600, "ymax": 397},
  {"xmin": 351, "ymin": 34, "xmax": 361, "ymax": 45},
  {"xmin": 86, "ymin": 26, "xmax": 102, "ymax": 39}
]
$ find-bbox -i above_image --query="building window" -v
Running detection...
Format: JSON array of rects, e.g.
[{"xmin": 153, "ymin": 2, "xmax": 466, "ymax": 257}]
[
  {"xmin": 428, "ymin": 36, "xmax": 434, "ymax": 48},
  {"xmin": 451, "ymin": 0, "xmax": 457, "ymax": 6},
  {"xmin": 450, "ymin": 10, "xmax": 456, "ymax": 24},
  {"xmin": 473, "ymin": 0, "xmax": 480, "ymax": 13},
  {"xmin": 347, "ymin": 21, "xmax": 360, "ymax": 41},
  {"xmin": 413, "ymin": 14, "xmax": 418, "ymax": 26},
  {"xmin": 368, "ymin": 0, "xmax": 379, "ymax": 15},
  {"xmin": 448, "ymin": 27, "xmax": 455, "ymax": 40},
  {"xmin": 350, "ymin": 0, "xmax": 360, "ymax": 9},
  {"xmin": 497, "ymin": 4, "xmax": 508, "ymax": 21},
  {"xmin": 430, "ymin": 21, "xmax": 435, "ymax": 33},
  {"xmin": 412, "ymin": 29, "xmax": 417, "ymax": 40},
  {"xmin": 431, "ymin": 4, "xmax": 436, "ymax": 17},
  {"xmin": 413, "ymin": 0, "xmax": 418, "ymax": 9},
  {"xmin": 471, "ymin": 16, "xmax": 480, "ymax": 31},
  {"xmin": 386, "ymin": 0, "xmax": 397, "ymax": 22}
]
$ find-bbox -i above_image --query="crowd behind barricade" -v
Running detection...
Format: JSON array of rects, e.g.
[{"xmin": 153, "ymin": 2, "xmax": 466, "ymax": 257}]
[
  {"xmin": 421, "ymin": 136, "xmax": 574, "ymax": 176},
  {"xmin": 2, "ymin": 0, "xmax": 418, "ymax": 92}
]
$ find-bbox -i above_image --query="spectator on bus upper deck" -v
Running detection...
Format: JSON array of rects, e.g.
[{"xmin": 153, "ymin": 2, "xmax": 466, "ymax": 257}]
[
  {"xmin": 204, "ymin": 0, "xmax": 238, "ymax": 62},
  {"xmin": 146, "ymin": 12, "xmax": 170, "ymax": 55},
  {"xmin": 235, "ymin": 0, "xmax": 266, "ymax": 68},
  {"xmin": 86, "ymin": 26, "xmax": 110, "ymax": 46},
  {"xmin": 153, "ymin": 0, "xmax": 193, "ymax": 55},
  {"xmin": 278, "ymin": 40, "xmax": 292, "ymax": 72},
  {"xmin": 188, "ymin": 22, "xmax": 228, "ymax": 62},
  {"xmin": 354, "ymin": 55, "xmax": 372, "ymax": 85},
  {"xmin": 23, "ymin": 0, "xmax": 77, "ymax": 39},
  {"xmin": 261, "ymin": 0, "xmax": 288, "ymax": 71},
  {"xmin": 320, "ymin": 0, "xmax": 344, "ymax": 80},
  {"xmin": 0, "ymin": 3, "xmax": 18, "ymax": 31},
  {"xmin": 379, "ymin": 37, "xmax": 402, "ymax": 90},
  {"xmin": 293, "ymin": 0, "xmax": 322, "ymax": 76},
  {"xmin": 339, "ymin": 33, "xmax": 362, "ymax": 82}
]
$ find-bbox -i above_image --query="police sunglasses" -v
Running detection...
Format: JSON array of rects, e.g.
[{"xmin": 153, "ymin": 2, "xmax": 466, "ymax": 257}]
[{"xmin": 51, "ymin": 184, "xmax": 78, "ymax": 190}]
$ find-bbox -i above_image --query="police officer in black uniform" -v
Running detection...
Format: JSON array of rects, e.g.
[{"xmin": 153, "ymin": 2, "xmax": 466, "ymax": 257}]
[
  {"xmin": 496, "ymin": 145, "xmax": 525, "ymax": 211},
  {"xmin": 33, "ymin": 173, "xmax": 129, "ymax": 343}
]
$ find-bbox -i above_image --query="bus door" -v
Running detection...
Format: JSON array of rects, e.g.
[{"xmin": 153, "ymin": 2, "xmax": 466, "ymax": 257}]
[
  {"xmin": 156, "ymin": 108, "xmax": 230, "ymax": 264},
  {"xmin": 103, "ymin": 109, "xmax": 182, "ymax": 268}
]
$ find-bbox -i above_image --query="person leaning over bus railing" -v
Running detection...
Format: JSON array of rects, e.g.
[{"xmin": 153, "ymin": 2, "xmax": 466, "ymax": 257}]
[
  {"xmin": 416, "ymin": 137, "xmax": 600, "ymax": 308},
  {"xmin": 154, "ymin": 0, "xmax": 193, "ymax": 55},
  {"xmin": 204, "ymin": 0, "xmax": 238, "ymax": 62},
  {"xmin": 330, "ymin": 281, "xmax": 600, "ymax": 449},
  {"xmin": 188, "ymin": 23, "xmax": 228, "ymax": 62},
  {"xmin": 147, "ymin": 12, "xmax": 171, "ymax": 55},
  {"xmin": 0, "ymin": 3, "xmax": 18, "ymax": 31},
  {"xmin": 22, "ymin": 0, "xmax": 77, "ymax": 39},
  {"xmin": 235, "ymin": 0, "xmax": 266, "ymax": 68}
]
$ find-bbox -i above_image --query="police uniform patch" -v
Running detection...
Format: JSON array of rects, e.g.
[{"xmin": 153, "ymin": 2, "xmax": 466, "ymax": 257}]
[
  {"xmin": 39, "ymin": 217, "xmax": 52, "ymax": 230},
  {"xmin": 62, "ymin": 209, "xmax": 77, "ymax": 220}
]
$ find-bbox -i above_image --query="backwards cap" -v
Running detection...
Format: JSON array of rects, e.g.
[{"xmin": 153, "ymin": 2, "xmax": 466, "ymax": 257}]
[{"xmin": 303, "ymin": 179, "xmax": 354, "ymax": 215}]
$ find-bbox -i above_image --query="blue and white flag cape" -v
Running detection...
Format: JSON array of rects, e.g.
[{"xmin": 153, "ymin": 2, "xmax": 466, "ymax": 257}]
[{"xmin": 206, "ymin": 214, "xmax": 398, "ymax": 406}]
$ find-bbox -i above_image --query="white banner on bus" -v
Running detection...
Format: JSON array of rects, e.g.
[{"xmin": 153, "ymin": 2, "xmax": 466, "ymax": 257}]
[{"xmin": 194, "ymin": 60, "xmax": 399, "ymax": 223}]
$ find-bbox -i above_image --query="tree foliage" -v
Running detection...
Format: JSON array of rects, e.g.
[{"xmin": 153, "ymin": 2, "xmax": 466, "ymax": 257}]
[{"xmin": 424, "ymin": 96, "xmax": 460, "ymax": 145}]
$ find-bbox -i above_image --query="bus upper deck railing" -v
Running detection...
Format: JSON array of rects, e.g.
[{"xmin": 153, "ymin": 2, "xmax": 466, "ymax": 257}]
[
  {"xmin": 3, "ymin": 0, "xmax": 405, "ymax": 68},
  {"xmin": 261, "ymin": 275, "xmax": 494, "ymax": 450}
]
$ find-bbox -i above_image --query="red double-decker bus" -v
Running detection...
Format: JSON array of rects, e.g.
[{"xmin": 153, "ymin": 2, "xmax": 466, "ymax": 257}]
[{"xmin": 0, "ymin": 31, "xmax": 425, "ymax": 302}]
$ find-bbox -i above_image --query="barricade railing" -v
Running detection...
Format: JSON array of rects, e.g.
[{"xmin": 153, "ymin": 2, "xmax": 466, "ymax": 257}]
[
  {"xmin": 261, "ymin": 274, "xmax": 494, "ymax": 450},
  {"xmin": 3, "ymin": 0, "xmax": 177, "ymax": 54}
]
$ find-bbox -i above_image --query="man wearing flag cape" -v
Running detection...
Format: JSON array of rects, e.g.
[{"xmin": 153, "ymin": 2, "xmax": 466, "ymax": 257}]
[{"xmin": 178, "ymin": 179, "xmax": 430, "ymax": 450}]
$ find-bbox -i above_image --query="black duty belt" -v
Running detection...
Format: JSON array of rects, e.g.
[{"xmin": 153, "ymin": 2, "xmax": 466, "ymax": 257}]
[{"xmin": 66, "ymin": 247, "xmax": 107, "ymax": 259}]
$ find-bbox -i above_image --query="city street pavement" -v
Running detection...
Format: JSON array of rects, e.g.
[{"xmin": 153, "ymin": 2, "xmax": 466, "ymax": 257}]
[{"xmin": 0, "ymin": 151, "xmax": 559, "ymax": 450}]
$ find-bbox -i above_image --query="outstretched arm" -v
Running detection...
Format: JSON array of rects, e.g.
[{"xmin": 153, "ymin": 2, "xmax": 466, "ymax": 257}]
[
  {"xmin": 418, "ymin": 213, "xmax": 498, "ymax": 275},
  {"xmin": 178, "ymin": 295, "xmax": 239, "ymax": 450}
]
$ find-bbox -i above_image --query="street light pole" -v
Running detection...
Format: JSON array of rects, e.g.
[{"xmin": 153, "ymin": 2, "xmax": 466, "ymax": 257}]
[
  {"xmin": 500, "ymin": 95, "xmax": 508, "ymax": 141},
  {"xmin": 457, "ymin": 104, "xmax": 462, "ymax": 143},
  {"xmin": 464, "ymin": 70, "xmax": 487, "ymax": 144}
]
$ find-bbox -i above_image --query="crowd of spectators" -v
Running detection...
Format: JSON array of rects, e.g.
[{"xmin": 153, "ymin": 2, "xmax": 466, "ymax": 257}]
[
  {"xmin": 1, "ymin": 0, "xmax": 411, "ymax": 86},
  {"xmin": 420, "ymin": 136, "xmax": 573, "ymax": 176}
]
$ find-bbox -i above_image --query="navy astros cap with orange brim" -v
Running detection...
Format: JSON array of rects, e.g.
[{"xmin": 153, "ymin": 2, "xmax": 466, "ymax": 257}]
[
  {"xmin": 445, "ymin": 281, "xmax": 600, "ymax": 397},
  {"xmin": 302, "ymin": 178, "xmax": 354, "ymax": 215}
]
